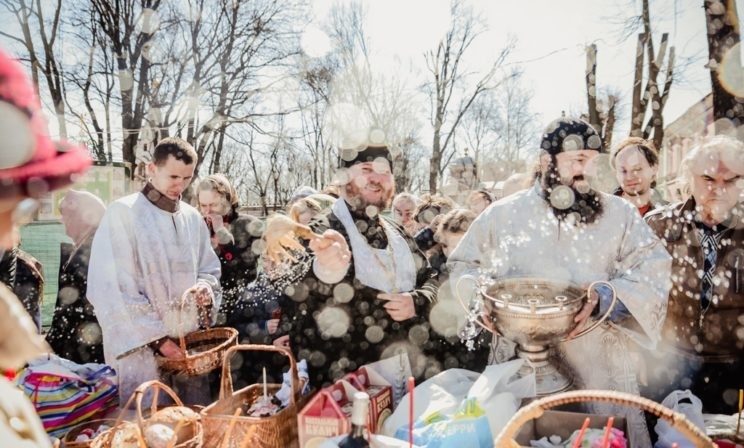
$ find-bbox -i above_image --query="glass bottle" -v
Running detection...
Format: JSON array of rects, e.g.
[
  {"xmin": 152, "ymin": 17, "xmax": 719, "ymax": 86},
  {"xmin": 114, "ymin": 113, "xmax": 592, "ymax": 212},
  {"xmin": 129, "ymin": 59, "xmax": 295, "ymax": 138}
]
[{"xmin": 338, "ymin": 392, "xmax": 370, "ymax": 448}]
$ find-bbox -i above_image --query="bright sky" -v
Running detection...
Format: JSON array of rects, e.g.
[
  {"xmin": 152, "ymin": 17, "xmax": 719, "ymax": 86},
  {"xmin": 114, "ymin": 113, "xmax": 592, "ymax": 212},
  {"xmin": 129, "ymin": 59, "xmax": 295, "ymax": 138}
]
[{"xmin": 308, "ymin": 0, "xmax": 712, "ymax": 140}]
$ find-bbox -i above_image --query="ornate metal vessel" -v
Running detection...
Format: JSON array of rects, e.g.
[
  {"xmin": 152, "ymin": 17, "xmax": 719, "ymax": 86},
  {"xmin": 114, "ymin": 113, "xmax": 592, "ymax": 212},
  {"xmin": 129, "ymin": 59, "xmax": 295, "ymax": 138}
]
[{"xmin": 458, "ymin": 276, "xmax": 616, "ymax": 396}]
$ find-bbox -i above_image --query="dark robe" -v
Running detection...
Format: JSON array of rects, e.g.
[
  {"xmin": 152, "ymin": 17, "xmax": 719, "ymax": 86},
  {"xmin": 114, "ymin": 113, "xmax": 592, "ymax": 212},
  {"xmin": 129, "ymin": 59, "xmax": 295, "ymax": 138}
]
[
  {"xmin": 0, "ymin": 248, "xmax": 43, "ymax": 332},
  {"xmin": 45, "ymin": 235, "xmax": 104, "ymax": 364},
  {"xmin": 280, "ymin": 203, "xmax": 440, "ymax": 387},
  {"xmin": 213, "ymin": 209, "xmax": 261, "ymax": 326}
]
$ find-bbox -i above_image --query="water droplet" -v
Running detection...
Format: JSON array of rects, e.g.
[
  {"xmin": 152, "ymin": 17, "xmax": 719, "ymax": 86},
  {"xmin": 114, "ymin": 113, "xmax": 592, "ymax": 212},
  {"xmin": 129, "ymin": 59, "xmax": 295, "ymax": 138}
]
[
  {"xmin": 549, "ymin": 185, "xmax": 575, "ymax": 210},
  {"xmin": 365, "ymin": 325, "xmax": 384, "ymax": 343},
  {"xmin": 135, "ymin": 8, "xmax": 161, "ymax": 35},
  {"xmin": 332, "ymin": 282, "xmax": 354, "ymax": 304},
  {"xmin": 300, "ymin": 26, "xmax": 331, "ymax": 58},
  {"xmin": 316, "ymin": 306, "xmax": 350, "ymax": 338}
]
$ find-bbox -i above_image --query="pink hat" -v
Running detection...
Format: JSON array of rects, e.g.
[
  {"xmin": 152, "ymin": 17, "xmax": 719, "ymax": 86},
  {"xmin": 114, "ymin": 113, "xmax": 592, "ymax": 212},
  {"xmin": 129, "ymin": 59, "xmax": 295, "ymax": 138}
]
[{"xmin": 0, "ymin": 49, "xmax": 91, "ymax": 198}]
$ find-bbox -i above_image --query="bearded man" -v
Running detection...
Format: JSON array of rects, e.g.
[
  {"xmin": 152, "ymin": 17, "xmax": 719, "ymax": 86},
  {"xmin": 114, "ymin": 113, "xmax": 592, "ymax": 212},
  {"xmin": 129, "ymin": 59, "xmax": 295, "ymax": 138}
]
[
  {"xmin": 278, "ymin": 145, "xmax": 439, "ymax": 387},
  {"xmin": 448, "ymin": 118, "xmax": 671, "ymax": 446}
]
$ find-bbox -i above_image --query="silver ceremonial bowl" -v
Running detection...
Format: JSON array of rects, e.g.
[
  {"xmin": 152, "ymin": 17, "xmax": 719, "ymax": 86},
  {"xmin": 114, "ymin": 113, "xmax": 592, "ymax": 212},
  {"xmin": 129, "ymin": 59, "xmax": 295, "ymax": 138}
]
[{"xmin": 457, "ymin": 276, "xmax": 616, "ymax": 397}]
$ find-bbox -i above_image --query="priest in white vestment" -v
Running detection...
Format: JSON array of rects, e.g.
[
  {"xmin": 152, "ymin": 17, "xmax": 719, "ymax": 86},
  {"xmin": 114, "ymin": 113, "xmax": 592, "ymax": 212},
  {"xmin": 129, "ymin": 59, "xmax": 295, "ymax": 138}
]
[
  {"xmin": 448, "ymin": 118, "xmax": 671, "ymax": 446},
  {"xmin": 87, "ymin": 137, "xmax": 221, "ymax": 403}
]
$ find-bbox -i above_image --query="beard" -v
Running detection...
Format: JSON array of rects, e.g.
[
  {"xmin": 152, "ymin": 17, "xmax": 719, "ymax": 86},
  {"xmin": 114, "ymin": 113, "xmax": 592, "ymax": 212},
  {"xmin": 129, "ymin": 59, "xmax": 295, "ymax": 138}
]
[
  {"xmin": 343, "ymin": 180, "xmax": 394, "ymax": 212},
  {"xmin": 540, "ymin": 158, "xmax": 604, "ymax": 225}
]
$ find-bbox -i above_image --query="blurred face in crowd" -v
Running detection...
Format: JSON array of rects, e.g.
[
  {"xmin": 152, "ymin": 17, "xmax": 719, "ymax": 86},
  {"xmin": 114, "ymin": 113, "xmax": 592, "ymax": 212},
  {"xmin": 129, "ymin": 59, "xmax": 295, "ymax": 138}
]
[
  {"xmin": 691, "ymin": 160, "xmax": 742, "ymax": 225},
  {"xmin": 467, "ymin": 192, "xmax": 491, "ymax": 215},
  {"xmin": 198, "ymin": 189, "xmax": 231, "ymax": 217},
  {"xmin": 393, "ymin": 199, "xmax": 416, "ymax": 226},
  {"xmin": 148, "ymin": 155, "xmax": 195, "ymax": 201},
  {"xmin": 439, "ymin": 230, "xmax": 465, "ymax": 258},
  {"xmin": 615, "ymin": 146, "xmax": 657, "ymax": 197},
  {"xmin": 344, "ymin": 158, "xmax": 395, "ymax": 211}
]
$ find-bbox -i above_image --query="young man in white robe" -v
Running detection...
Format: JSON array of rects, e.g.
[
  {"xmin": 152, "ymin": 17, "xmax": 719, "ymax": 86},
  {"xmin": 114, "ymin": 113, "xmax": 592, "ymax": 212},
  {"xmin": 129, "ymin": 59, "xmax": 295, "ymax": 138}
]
[
  {"xmin": 87, "ymin": 137, "xmax": 221, "ymax": 404},
  {"xmin": 448, "ymin": 118, "xmax": 672, "ymax": 446}
]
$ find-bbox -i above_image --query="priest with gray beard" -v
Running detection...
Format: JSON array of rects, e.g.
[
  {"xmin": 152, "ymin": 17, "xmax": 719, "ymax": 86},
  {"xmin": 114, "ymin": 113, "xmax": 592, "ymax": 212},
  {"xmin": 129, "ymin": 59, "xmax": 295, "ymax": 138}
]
[{"xmin": 447, "ymin": 118, "xmax": 672, "ymax": 446}]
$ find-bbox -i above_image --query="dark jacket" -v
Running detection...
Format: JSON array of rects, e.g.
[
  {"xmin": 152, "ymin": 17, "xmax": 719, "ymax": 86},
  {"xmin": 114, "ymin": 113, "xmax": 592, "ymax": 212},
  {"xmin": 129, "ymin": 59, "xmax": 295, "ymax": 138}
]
[
  {"xmin": 281, "ymin": 204, "xmax": 439, "ymax": 387},
  {"xmin": 46, "ymin": 236, "xmax": 104, "ymax": 364},
  {"xmin": 0, "ymin": 248, "xmax": 43, "ymax": 332},
  {"xmin": 646, "ymin": 199, "xmax": 744, "ymax": 361},
  {"xmin": 213, "ymin": 209, "xmax": 261, "ymax": 325},
  {"xmin": 224, "ymin": 272, "xmax": 292, "ymax": 386}
]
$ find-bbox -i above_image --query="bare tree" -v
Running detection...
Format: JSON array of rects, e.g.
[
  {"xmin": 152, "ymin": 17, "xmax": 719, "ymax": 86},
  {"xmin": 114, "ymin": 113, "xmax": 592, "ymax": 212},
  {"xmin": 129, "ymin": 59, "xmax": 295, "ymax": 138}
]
[
  {"xmin": 298, "ymin": 60, "xmax": 336, "ymax": 189},
  {"xmin": 424, "ymin": 0, "xmax": 513, "ymax": 193},
  {"xmin": 630, "ymin": 1, "xmax": 675, "ymax": 148},
  {"xmin": 1, "ymin": 0, "xmax": 68, "ymax": 138},
  {"xmin": 63, "ymin": 5, "xmax": 119, "ymax": 161},
  {"xmin": 324, "ymin": 0, "xmax": 423, "ymax": 192},
  {"xmin": 461, "ymin": 71, "xmax": 539, "ymax": 183},
  {"xmin": 584, "ymin": 44, "xmax": 618, "ymax": 149},
  {"xmin": 704, "ymin": 0, "xmax": 744, "ymax": 131},
  {"xmin": 90, "ymin": 0, "xmax": 162, "ymax": 172}
]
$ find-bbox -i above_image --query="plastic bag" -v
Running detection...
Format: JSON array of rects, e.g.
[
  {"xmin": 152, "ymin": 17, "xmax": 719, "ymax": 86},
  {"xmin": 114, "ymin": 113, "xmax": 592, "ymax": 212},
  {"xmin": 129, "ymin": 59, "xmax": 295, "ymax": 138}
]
[
  {"xmin": 654, "ymin": 389, "xmax": 705, "ymax": 448},
  {"xmin": 394, "ymin": 396, "xmax": 493, "ymax": 447},
  {"xmin": 14, "ymin": 354, "xmax": 118, "ymax": 437},
  {"xmin": 383, "ymin": 359, "xmax": 535, "ymax": 446}
]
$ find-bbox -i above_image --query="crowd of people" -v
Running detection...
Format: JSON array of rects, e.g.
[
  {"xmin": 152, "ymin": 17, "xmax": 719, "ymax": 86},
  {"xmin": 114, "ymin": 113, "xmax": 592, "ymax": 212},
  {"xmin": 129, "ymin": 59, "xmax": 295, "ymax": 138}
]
[{"xmin": 1, "ymin": 47, "xmax": 743, "ymax": 446}]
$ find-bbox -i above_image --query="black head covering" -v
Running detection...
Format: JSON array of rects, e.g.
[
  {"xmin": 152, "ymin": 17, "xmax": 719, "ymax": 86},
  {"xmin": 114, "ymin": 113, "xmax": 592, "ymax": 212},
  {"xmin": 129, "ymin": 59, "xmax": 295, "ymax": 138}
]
[
  {"xmin": 540, "ymin": 118, "xmax": 604, "ymax": 156},
  {"xmin": 339, "ymin": 145, "xmax": 394, "ymax": 173}
]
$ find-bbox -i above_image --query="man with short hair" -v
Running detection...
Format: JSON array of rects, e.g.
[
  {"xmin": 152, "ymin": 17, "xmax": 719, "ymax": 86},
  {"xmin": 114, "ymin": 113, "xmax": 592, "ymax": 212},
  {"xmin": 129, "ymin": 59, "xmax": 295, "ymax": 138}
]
[
  {"xmin": 448, "ymin": 118, "xmax": 671, "ymax": 446},
  {"xmin": 276, "ymin": 145, "xmax": 439, "ymax": 386},
  {"xmin": 611, "ymin": 137, "xmax": 665, "ymax": 216},
  {"xmin": 645, "ymin": 135, "xmax": 744, "ymax": 413},
  {"xmin": 87, "ymin": 137, "xmax": 221, "ymax": 403}
]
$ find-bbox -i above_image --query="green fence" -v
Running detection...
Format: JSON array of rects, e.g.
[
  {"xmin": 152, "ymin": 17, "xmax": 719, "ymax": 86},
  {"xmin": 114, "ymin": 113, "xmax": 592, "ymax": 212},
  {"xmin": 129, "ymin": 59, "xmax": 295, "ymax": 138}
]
[{"xmin": 19, "ymin": 221, "xmax": 69, "ymax": 328}]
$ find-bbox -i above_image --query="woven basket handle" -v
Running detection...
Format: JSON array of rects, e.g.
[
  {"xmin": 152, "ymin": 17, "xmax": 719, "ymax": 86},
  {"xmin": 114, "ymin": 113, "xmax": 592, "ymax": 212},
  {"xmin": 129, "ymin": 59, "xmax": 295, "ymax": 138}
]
[
  {"xmin": 219, "ymin": 344, "xmax": 300, "ymax": 406},
  {"xmin": 493, "ymin": 389, "xmax": 715, "ymax": 447},
  {"xmin": 133, "ymin": 380, "xmax": 186, "ymax": 430}
]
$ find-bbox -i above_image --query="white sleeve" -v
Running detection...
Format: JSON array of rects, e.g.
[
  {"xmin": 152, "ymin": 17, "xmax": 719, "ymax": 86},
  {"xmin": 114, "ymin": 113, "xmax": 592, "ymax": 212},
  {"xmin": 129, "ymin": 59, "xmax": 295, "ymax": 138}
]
[
  {"xmin": 87, "ymin": 204, "xmax": 167, "ymax": 358},
  {"xmin": 607, "ymin": 205, "xmax": 672, "ymax": 349}
]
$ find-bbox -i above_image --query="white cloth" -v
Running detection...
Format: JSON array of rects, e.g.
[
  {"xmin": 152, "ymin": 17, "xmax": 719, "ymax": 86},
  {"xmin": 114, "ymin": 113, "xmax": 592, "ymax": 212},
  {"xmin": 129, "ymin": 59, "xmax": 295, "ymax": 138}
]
[
  {"xmin": 447, "ymin": 183, "xmax": 672, "ymax": 447},
  {"xmin": 332, "ymin": 199, "xmax": 416, "ymax": 293},
  {"xmin": 87, "ymin": 192, "xmax": 221, "ymax": 402}
]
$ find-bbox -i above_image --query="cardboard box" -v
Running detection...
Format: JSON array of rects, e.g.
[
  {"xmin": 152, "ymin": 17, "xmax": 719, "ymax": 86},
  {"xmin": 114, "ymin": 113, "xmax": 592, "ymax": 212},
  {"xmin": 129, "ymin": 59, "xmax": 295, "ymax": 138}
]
[
  {"xmin": 297, "ymin": 367, "xmax": 395, "ymax": 447},
  {"xmin": 297, "ymin": 382, "xmax": 351, "ymax": 448},
  {"xmin": 514, "ymin": 410, "xmax": 630, "ymax": 447},
  {"xmin": 345, "ymin": 367, "xmax": 394, "ymax": 432}
]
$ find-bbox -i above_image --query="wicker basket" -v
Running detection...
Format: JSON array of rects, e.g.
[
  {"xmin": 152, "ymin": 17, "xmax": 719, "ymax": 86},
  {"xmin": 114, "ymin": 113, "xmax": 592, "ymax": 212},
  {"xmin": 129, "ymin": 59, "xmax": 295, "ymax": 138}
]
[
  {"xmin": 91, "ymin": 380, "xmax": 203, "ymax": 448},
  {"xmin": 62, "ymin": 419, "xmax": 117, "ymax": 448},
  {"xmin": 493, "ymin": 389, "xmax": 716, "ymax": 447},
  {"xmin": 200, "ymin": 344, "xmax": 306, "ymax": 448},
  {"xmin": 155, "ymin": 297, "xmax": 238, "ymax": 377},
  {"xmin": 156, "ymin": 326, "xmax": 238, "ymax": 376}
]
